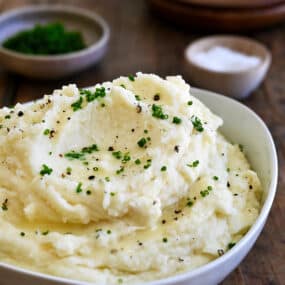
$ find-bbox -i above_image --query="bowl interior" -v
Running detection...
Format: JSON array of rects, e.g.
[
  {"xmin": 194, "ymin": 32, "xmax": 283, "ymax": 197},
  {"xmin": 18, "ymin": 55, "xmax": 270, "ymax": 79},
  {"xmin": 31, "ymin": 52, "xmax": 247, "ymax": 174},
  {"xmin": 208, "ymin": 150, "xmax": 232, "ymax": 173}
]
[{"xmin": 0, "ymin": 6, "xmax": 104, "ymax": 52}]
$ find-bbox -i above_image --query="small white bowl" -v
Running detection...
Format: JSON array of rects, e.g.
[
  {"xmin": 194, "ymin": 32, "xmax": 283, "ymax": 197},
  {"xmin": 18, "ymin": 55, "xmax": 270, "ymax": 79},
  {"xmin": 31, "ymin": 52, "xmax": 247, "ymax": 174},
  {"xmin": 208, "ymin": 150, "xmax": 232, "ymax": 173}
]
[
  {"xmin": 0, "ymin": 88, "xmax": 278, "ymax": 285},
  {"xmin": 185, "ymin": 36, "xmax": 271, "ymax": 99}
]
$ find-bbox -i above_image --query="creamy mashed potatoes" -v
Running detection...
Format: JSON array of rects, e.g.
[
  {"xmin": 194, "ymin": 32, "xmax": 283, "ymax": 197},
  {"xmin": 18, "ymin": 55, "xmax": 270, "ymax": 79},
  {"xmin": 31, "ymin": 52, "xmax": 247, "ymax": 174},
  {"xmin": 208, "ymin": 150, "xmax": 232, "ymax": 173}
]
[{"xmin": 0, "ymin": 73, "xmax": 261, "ymax": 284}]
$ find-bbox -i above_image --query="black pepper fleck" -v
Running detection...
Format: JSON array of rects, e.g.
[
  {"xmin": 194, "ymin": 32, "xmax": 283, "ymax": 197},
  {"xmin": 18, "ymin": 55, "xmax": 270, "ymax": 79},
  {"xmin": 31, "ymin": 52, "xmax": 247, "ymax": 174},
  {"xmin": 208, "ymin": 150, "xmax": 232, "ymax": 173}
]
[
  {"xmin": 136, "ymin": 105, "xmax": 142, "ymax": 113},
  {"xmin": 17, "ymin": 111, "xmax": 24, "ymax": 117},
  {"xmin": 174, "ymin": 145, "xmax": 179, "ymax": 153},
  {"xmin": 217, "ymin": 249, "xmax": 224, "ymax": 256},
  {"xmin": 153, "ymin": 94, "xmax": 160, "ymax": 101},
  {"xmin": 88, "ymin": 175, "xmax": 95, "ymax": 180},
  {"xmin": 49, "ymin": 130, "xmax": 55, "ymax": 138},
  {"xmin": 108, "ymin": 146, "xmax": 114, "ymax": 151}
]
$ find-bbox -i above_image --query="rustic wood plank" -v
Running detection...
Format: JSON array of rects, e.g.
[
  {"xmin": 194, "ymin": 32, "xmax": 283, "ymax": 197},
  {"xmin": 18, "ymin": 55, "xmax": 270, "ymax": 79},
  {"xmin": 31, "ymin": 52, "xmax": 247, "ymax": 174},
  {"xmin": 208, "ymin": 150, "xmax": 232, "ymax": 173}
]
[{"xmin": 0, "ymin": 0, "xmax": 284, "ymax": 284}]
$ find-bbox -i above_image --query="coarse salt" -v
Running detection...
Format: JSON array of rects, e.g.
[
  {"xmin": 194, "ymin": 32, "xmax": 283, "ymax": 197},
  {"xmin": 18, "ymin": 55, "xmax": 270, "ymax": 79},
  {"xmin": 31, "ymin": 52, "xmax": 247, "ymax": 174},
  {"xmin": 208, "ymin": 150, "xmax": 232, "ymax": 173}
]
[{"xmin": 190, "ymin": 46, "xmax": 261, "ymax": 72}]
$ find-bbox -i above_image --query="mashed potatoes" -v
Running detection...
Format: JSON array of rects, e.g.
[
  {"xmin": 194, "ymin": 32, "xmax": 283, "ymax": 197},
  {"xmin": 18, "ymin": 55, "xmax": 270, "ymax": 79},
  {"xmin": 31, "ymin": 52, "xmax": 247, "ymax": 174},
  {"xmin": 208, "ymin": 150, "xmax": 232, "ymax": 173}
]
[{"xmin": 0, "ymin": 73, "xmax": 261, "ymax": 284}]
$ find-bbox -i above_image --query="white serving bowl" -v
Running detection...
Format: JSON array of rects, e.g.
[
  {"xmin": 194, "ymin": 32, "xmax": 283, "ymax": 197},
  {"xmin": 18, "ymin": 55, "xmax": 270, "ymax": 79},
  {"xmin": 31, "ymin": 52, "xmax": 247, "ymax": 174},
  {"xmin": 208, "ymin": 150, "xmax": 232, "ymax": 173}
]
[{"xmin": 0, "ymin": 88, "xmax": 278, "ymax": 285}]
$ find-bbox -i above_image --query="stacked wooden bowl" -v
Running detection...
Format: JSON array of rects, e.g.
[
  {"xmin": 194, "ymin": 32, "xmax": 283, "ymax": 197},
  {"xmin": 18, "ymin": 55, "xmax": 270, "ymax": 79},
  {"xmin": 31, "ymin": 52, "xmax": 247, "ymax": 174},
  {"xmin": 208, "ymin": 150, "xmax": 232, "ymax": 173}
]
[{"xmin": 149, "ymin": 0, "xmax": 285, "ymax": 32}]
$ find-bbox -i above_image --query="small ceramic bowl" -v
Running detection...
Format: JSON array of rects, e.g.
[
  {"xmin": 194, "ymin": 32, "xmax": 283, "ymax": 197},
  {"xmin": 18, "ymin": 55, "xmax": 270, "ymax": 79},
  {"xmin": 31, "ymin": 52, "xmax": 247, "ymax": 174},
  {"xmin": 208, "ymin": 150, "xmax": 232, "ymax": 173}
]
[
  {"xmin": 0, "ymin": 87, "xmax": 278, "ymax": 285},
  {"xmin": 0, "ymin": 5, "xmax": 110, "ymax": 79},
  {"xmin": 185, "ymin": 36, "xmax": 271, "ymax": 99}
]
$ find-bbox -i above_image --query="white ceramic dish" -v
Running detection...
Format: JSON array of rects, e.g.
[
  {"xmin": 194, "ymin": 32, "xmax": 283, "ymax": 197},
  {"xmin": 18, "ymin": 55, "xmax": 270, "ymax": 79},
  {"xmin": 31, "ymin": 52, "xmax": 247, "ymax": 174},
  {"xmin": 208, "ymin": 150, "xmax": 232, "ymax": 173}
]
[{"xmin": 0, "ymin": 87, "xmax": 278, "ymax": 285}]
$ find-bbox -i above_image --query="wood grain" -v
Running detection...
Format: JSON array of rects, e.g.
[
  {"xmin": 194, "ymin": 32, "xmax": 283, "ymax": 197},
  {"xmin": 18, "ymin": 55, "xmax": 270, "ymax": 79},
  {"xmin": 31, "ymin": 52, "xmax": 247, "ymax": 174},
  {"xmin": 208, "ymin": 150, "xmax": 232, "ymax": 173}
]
[
  {"xmin": 149, "ymin": 0, "xmax": 285, "ymax": 32},
  {"xmin": 0, "ymin": 0, "xmax": 284, "ymax": 284},
  {"xmin": 175, "ymin": 0, "xmax": 285, "ymax": 9}
]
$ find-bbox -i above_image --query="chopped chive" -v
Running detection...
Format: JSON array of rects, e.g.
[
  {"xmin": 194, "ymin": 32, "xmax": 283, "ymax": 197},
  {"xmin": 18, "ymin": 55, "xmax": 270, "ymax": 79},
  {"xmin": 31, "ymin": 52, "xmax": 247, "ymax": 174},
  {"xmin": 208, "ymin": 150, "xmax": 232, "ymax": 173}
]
[
  {"xmin": 172, "ymin": 116, "xmax": 182, "ymax": 124},
  {"xmin": 151, "ymin": 104, "xmax": 168, "ymax": 120},
  {"xmin": 105, "ymin": 177, "xmax": 110, "ymax": 182},
  {"xmin": 81, "ymin": 87, "xmax": 106, "ymax": 102},
  {"xmin": 116, "ymin": 167, "xmax": 124, "ymax": 175},
  {"xmin": 71, "ymin": 96, "xmax": 83, "ymax": 111},
  {"xmin": 144, "ymin": 159, "xmax": 152, "ymax": 169},
  {"xmin": 40, "ymin": 164, "xmax": 53, "ymax": 176},
  {"xmin": 228, "ymin": 242, "xmax": 236, "ymax": 250},
  {"xmin": 122, "ymin": 153, "xmax": 131, "ymax": 163},
  {"xmin": 161, "ymin": 166, "xmax": 167, "ymax": 171},
  {"xmin": 1, "ymin": 199, "xmax": 8, "ymax": 211},
  {"xmin": 191, "ymin": 115, "xmax": 204, "ymax": 132},
  {"xmin": 200, "ymin": 186, "xmax": 213, "ymax": 197},
  {"xmin": 187, "ymin": 160, "xmax": 199, "ymax": 168},
  {"xmin": 75, "ymin": 182, "xmax": 83, "ymax": 193},
  {"xmin": 65, "ymin": 144, "xmax": 99, "ymax": 160},
  {"xmin": 128, "ymin": 75, "xmax": 135, "ymax": 81},
  {"xmin": 239, "ymin": 144, "xmax": 244, "ymax": 152},
  {"xmin": 137, "ymin": 137, "xmax": 147, "ymax": 148},
  {"xmin": 135, "ymin": 159, "xmax": 141, "ymax": 165},
  {"xmin": 43, "ymin": 129, "xmax": 50, "ymax": 135},
  {"xmin": 112, "ymin": 151, "xmax": 122, "ymax": 159},
  {"xmin": 81, "ymin": 144, "xmax": 99, "ymax": 153},
  {"xmin": 186, "ymin": 200, "xmax": 194, "ymax": 207}
]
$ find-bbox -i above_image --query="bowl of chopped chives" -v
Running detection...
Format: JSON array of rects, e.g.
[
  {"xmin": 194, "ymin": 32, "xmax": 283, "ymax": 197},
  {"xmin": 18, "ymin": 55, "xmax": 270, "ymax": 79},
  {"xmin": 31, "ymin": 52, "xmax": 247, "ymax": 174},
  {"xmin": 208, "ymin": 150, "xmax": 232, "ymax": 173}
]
[{"xmin": 0, "ymin": 5, "xmax": 110, "ymax": 79}]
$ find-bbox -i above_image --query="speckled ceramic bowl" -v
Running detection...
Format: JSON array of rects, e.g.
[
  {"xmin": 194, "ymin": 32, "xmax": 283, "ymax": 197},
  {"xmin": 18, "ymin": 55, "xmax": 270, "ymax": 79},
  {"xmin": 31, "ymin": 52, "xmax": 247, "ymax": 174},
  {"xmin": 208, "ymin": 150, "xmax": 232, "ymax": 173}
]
[
  {"xmin": 0, "ymin": 88, "xmax": 278, "ymax": 285},
  {"xmin": 0, "ymin": 5, "xmax": 110, "ymax": 79}
]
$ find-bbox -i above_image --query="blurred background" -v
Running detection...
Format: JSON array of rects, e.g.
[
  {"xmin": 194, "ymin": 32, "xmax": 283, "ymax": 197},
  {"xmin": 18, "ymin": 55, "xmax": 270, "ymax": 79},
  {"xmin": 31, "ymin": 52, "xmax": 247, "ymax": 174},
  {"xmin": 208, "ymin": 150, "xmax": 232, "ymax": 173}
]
[{"xmin": 0, "ymin": 1, "xmax": 283, "ymax": 284}]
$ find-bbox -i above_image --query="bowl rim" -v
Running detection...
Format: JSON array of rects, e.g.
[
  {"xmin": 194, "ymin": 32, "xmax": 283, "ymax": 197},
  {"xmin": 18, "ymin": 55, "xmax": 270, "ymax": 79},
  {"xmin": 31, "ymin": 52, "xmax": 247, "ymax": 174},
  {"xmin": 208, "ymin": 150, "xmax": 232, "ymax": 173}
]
[
  {"xmin": 0, "ymin": 87, "xmax": 278, "ymax": 285},
  {"xmin": 185, "ymin": 35, "xmax": 272, "ymax": 75},
  {"xmin": 0, "ymin": 5, "xmax": 110, "ymax": 61}
]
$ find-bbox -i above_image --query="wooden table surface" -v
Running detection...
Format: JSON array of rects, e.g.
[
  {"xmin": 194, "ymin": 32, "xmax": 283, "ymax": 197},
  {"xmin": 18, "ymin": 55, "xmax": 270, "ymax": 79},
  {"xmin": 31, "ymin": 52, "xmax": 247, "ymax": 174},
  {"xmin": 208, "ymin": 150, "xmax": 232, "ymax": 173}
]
[{"xmin": 0, "ymin": 0, "xmax": 284, "ymax": 284}]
